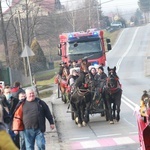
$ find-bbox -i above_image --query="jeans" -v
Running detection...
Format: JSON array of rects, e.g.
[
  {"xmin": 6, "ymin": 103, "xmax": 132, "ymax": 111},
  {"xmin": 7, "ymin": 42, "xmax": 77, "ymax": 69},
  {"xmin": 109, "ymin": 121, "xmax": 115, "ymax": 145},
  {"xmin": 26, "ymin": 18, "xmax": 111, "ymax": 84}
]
[
  {"xmin": 24, "ymin": 129, "xmax": 45, "ymax": 150},
  {"xmin": 19, "ymin": 131, "xmax": 26, "ymax": 150}
]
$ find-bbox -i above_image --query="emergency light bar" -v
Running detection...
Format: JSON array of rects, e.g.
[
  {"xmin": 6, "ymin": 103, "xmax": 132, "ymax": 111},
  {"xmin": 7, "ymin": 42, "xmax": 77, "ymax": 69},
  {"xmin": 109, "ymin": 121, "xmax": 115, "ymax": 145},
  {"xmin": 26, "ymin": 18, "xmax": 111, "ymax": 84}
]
[{"xmin": 68, "ymin": 31, "xmax": 99, "ymax": 41}]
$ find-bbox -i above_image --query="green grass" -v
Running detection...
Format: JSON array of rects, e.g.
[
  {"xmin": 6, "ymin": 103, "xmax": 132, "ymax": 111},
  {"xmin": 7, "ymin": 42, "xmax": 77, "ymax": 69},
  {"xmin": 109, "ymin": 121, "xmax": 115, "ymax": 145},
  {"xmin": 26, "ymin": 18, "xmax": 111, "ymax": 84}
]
[
  {"xmin": 39, "ymin": 90, "xmax": 53, "ymax": 99},
  {"xmin": 104, "ymin": 29, "xmax": 122, "ymax": 46}
]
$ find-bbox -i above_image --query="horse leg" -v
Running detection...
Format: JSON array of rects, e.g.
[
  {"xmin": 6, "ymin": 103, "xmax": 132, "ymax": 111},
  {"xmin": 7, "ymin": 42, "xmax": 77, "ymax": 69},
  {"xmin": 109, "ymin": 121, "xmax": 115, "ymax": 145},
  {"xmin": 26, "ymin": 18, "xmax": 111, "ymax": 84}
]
[
  {"xmin": 115, "ymin": 92, "xmax": 121, "ymax": 122},
  {"xmin": 84, "ymin": 101, "xmax": 91, "ymax": 123},
  {"xmin": 106, "ymin": 100, "xmax": 114, "ymax": 124},
  {"xmin": 76, "ymin": 103, "xmax": 82, "ymax": 127},
  {"xmin": 80, "ymin": 105, "xmax": 86, "ymax": 127},
  {"xmin": 116, "ymin": 101, "xmax": 121, "ymax": 122},
  {"xmin": 112, "ymin": 103, "xmax": 116, "ymax": 119}
]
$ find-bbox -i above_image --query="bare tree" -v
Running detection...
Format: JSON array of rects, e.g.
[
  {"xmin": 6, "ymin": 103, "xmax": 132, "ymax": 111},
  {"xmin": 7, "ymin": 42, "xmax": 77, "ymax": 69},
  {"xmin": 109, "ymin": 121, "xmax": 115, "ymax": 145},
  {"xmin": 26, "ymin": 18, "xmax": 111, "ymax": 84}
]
[{"xmin": 0, "ymin": 1, "xmax": 9, "ymax": 66}]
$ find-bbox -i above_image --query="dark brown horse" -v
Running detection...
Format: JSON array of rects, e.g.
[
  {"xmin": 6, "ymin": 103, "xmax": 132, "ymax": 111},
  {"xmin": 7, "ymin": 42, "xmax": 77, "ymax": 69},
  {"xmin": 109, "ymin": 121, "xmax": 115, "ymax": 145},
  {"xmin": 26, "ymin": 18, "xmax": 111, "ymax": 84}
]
[
  {"xmin": 103, "ymin": 66, "xmax": 122, "ymax": 124},
  {"xmin": 70, "ymin": 59, "xmax": 92, "ymax": 127}
]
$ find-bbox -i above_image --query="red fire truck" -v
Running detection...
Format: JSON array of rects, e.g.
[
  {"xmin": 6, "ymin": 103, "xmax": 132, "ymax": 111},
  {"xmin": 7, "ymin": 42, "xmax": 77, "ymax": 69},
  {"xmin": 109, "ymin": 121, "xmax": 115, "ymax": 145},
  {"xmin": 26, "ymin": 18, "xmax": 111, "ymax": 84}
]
[{"xmin": 58, "ymin": 28, "xmax": 111, "ymax": 66}]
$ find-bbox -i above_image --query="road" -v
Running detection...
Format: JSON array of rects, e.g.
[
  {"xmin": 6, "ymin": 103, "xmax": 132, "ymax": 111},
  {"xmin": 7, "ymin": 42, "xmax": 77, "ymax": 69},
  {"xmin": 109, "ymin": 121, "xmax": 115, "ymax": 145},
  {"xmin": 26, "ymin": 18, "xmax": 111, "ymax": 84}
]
[{"xmin": 51, "ymin": 24, "xmax": 150, "ymax": 150}]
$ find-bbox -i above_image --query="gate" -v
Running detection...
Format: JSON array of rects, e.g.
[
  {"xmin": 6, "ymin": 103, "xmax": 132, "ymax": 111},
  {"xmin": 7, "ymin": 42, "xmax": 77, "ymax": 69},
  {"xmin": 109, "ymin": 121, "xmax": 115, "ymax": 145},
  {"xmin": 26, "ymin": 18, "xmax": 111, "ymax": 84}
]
[{"xmin": 0, "ymin": 67, "xmax": 10, "ymax": 85}]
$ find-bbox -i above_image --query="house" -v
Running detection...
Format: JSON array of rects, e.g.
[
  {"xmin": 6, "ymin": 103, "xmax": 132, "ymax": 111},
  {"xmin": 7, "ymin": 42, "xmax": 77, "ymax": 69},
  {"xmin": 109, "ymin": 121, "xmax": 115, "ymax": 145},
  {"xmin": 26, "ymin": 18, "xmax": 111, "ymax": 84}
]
[{"xmin": 3, "ymin": 0, "xmax": 63, "ymax": 20}]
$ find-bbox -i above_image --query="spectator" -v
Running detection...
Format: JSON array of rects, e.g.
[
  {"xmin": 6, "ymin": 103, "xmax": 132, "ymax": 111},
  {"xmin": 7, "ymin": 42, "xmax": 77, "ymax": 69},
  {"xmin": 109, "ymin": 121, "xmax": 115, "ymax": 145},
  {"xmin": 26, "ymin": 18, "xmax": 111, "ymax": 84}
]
[
  {"xmin": 71, "ymin": 60, "xmax": 78, "ymax": 68},
  {"xmin": 13, "ymin": 92, "xmax": 26, "ymax": 150},
  {"xmin": 11, "ymin": 82, "xmax": 25, "ymax": 99},
  {"xmin": 69, "ymin": 69, "xmax": 79, "ymax": 86},
  {"xmin": 0, "ymin": 104, "xmax": 19, "ymax": 150},
  {"xmin": 12, "ymin": 88, "xmax": 55, "ymax": 150},
  {"xmin": 0, "ymin": 86, "xmax": 20, "ymax": 148},
  {"xmin": 89, "ymin": 67, "xmax": 97, "ymax": 80}
]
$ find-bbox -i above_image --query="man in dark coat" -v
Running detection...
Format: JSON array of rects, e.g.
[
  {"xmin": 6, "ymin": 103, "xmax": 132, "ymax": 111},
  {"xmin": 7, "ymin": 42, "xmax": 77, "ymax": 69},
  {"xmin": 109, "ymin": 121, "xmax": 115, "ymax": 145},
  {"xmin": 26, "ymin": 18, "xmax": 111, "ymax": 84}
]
[
  {"xmin": 95, "ymin": 66, "xmax": 107, "ymax": 92},
  {"xmin": 0, "ymin": 86, "xmax": 19, "ymax": 148}
]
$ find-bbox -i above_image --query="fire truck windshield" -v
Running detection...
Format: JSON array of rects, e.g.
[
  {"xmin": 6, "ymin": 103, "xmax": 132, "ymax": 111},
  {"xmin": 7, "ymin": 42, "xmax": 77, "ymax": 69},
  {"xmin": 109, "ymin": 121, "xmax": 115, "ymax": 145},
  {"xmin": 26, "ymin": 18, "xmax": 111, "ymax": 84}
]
[{"xmin": 68, "ymin": 39, "xmax": 101, "ymax": 54}]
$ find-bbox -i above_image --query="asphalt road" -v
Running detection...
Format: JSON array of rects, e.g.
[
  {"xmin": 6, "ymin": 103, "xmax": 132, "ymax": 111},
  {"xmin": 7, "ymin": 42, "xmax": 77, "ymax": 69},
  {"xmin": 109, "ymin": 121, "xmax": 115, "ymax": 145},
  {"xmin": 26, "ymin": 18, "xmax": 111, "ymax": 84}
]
[{"xmin": 51, "ymin": 24, "xmax": 150, "ymax": 150}]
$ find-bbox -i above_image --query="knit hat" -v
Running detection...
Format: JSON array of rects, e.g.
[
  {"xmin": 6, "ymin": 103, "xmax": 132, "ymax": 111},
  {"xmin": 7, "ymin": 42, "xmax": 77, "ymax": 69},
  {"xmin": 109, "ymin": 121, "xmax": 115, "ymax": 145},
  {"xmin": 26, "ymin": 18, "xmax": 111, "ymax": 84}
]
[{"xmin": 98, "ymin": 66, "xmax": 104, "ymax": 71}]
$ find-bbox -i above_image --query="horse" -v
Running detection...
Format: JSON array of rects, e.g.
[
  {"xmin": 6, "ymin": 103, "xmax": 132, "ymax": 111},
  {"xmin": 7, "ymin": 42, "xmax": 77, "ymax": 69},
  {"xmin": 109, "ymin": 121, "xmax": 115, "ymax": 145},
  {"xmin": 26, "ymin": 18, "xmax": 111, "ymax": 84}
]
[
  {"xmin": 103, "ymin": 66, "xmax": 122, "ymax": 124},
  {"xmin": 70, "ymin": 59, "xmax": 92, "ymax": 127},
  {"xmin": 54, "ymin": 66, "xmax": 70, "ymax": 103}
]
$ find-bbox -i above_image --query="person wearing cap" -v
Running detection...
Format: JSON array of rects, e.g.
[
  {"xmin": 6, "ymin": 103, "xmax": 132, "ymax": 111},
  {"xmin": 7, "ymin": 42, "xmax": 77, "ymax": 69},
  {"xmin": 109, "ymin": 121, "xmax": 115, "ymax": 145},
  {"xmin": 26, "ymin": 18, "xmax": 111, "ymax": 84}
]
[{"xmin": 95, "ymin": 66, "xmax": 107, "ymax": 92}]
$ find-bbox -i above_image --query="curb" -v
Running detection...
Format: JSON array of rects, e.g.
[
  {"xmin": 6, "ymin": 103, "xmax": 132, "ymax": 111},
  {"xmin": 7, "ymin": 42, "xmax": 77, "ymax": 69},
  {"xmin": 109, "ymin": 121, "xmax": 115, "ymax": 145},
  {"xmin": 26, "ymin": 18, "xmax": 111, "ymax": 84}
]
[{"xmin": 43, "ymin": 92, "xmax": 60, "ymax": 149}]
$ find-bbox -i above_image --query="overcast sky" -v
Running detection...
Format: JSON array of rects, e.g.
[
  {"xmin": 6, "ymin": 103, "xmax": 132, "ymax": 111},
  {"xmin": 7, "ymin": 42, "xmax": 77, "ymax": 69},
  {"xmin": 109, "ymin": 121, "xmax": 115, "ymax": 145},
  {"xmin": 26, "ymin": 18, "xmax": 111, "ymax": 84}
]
[
  {"xmin": 101, "ymin": 0, "xmax": 139, "ymax": 12},
  {"xmin": 60, "ymin": 0, "xmax": 139, "ymax": 12}
]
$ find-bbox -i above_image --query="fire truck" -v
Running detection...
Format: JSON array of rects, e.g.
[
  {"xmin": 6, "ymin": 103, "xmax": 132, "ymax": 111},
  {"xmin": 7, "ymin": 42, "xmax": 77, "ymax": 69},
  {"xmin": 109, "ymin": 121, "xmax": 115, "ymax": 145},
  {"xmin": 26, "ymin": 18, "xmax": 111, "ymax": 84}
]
[{"xmin": 58, "ymin": 28, "xmax": 111, "ymax": 66}]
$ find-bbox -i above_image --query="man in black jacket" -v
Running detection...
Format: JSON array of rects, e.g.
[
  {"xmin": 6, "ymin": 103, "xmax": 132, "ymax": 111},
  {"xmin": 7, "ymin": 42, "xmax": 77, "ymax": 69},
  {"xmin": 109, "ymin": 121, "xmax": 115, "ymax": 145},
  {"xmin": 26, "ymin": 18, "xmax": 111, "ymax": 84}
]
[
  {"xmin": 14, "ymin": 88, "xmax": 55, "ymax": 150},
  {"xmin": 0, "ymin": 86, "xmax": 19, "ymax": 148}
]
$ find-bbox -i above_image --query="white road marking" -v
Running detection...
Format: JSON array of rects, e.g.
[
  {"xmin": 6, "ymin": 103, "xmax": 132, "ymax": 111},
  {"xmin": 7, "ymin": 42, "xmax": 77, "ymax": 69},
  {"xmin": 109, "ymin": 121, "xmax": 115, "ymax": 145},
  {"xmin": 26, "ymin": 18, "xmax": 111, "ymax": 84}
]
[
  {"xmin": 80, "ymin": 140, "xmax": 101, "ymax": 148},
  {"xmin": 97, "ymin": 133, "xmax": 121, "ymax": 138},
  {"xmin": 113, "ymin": 137, "xmax": 135, "ymax": 145},
  {"xmin": 69, "ymin": 137, "xmax": 90, "ymax": 141},
  {"xmin": 129, "ymin": 132, "xmax": 138, "ymax": 135}
]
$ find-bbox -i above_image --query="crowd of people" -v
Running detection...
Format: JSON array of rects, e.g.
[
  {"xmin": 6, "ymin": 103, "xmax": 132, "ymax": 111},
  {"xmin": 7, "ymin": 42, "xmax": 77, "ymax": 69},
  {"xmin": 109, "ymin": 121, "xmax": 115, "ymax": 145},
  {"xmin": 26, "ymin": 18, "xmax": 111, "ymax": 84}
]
[
  {"xmin": 0, "ymin": 81, "xmax": 55, "ymax": 150},
  {"xmin": 58, "ymin": 59, "xmax": 108, "ymax": 94}
]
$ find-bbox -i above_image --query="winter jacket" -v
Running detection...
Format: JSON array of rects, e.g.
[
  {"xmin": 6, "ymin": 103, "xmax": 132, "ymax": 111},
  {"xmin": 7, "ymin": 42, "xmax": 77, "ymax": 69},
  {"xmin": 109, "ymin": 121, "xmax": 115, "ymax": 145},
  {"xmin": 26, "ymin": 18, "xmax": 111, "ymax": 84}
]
[
  {"xmin": 0, "ymin": 96, "xmax": 19, "ymax": 124},
  {"xmin": 0, "ymin": 122, "xmax": 18, "ymax": 150},
  {"xmin": 12, "ymin": 98, "xmax": 54, "ymax": 133}
]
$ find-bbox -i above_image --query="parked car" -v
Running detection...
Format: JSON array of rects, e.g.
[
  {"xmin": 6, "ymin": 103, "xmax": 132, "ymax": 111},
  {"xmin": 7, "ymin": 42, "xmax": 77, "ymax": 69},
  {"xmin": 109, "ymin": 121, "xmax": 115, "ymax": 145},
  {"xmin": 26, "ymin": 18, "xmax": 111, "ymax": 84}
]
[{"xmin": 110, "ymin": 21, "xmax": 123, "ymax": 28}]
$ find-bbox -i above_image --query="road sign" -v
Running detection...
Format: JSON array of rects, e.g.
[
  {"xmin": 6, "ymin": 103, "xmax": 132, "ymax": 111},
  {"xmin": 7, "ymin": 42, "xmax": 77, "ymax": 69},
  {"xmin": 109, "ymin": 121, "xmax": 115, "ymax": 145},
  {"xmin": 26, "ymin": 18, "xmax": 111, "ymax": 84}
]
[
  {"xmin": 21, "ymin": 44, "xmax": 35, "ymax": 57},
  {"xmin": 20, "ymin": 44, "xmax": 35, "ymax": 86}
]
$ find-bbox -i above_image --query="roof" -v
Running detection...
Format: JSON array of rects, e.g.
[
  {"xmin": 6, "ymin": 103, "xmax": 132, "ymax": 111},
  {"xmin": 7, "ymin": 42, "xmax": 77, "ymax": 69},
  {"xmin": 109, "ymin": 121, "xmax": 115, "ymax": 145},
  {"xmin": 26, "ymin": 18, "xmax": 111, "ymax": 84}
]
[{"xmin": 4, "ymin": 0, "xmax": 61, "ymax": 14}]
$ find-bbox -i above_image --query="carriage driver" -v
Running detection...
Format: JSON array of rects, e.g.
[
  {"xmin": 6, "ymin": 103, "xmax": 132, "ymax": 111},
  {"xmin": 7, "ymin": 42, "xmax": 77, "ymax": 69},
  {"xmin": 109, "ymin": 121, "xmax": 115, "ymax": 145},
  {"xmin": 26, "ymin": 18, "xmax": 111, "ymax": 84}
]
[{"xmin": 95, "ymin": 66, "xmax": 107, "ymax": 92}]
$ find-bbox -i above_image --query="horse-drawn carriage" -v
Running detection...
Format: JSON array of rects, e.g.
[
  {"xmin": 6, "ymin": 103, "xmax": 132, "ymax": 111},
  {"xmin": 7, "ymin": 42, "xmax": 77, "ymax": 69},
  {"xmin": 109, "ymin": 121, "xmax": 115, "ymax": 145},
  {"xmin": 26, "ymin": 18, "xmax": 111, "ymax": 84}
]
[
  {"xmin": 55, "ymin": 59, "xmax": 122, "ymax": 127},
  {"xmin": 135, "ymin": 90, "xmax": 150, "ymax": 150}
]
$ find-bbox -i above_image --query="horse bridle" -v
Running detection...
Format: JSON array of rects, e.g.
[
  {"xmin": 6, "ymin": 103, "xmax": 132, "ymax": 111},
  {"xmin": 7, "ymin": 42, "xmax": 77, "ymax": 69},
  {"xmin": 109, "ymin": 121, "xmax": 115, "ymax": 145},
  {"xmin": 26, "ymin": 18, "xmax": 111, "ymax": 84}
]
[{"xmin": 106, "ymin": 74, "xmax": 120, "ymax": 94}]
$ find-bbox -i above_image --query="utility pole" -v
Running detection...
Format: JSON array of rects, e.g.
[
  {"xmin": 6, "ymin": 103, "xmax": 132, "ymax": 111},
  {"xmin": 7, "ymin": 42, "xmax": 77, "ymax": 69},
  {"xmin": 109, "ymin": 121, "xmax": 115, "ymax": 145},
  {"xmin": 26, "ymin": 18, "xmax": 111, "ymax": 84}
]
[
  {"xmin": 97, "ymin": 0, "xmax": 114, "ymax": 29},
  {"xmin": 97, "ymin": 0, "xmax": 101, "ymax": 29},
  {"xmin": 26, "ymin": 0, "xmax": 30, "ymax": 46},
  {"xmin": 18, "ymin": 10, "xmax": 27, "ymax": 76},
  {"xmin": 88, "ymin": 0, "xmax": 91, "ymax": 28},
  {"xmin": 0, "ymin": 1, "xmax": 9, "ymax": 66}
]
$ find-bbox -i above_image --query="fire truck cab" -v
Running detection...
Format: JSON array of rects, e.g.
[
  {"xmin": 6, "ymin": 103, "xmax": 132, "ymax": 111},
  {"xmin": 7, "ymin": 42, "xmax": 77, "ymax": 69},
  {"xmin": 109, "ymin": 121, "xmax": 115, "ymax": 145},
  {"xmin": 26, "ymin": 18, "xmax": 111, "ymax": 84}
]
[{"xmin": 58, "ymin": 29, "xmax": 111, "ymax": 66}]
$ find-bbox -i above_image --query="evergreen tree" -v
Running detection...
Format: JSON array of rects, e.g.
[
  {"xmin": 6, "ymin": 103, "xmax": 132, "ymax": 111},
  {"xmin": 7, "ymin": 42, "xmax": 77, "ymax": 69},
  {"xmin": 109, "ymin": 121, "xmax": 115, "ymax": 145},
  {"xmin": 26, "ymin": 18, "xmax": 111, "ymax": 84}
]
[{"xmin": 30, "ymin": 39, "xmax": 47, "ymax": 73}]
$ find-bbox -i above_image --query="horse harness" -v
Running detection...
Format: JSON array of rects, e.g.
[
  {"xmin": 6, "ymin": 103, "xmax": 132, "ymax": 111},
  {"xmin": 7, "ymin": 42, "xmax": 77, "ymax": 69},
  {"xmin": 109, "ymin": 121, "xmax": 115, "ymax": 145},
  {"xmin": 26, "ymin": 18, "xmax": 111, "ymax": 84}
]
[{"xmin": 106, "ymin": 76, "xmax": 121, "ymax": 94}]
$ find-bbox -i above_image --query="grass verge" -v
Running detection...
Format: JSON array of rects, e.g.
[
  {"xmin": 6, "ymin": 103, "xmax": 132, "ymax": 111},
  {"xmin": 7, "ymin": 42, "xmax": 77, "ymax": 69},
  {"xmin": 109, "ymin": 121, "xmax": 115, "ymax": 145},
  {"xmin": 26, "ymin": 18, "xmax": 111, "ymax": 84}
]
[{"xmin": 39, "ymin": 90, "xmax": 53, "ymax": 99}]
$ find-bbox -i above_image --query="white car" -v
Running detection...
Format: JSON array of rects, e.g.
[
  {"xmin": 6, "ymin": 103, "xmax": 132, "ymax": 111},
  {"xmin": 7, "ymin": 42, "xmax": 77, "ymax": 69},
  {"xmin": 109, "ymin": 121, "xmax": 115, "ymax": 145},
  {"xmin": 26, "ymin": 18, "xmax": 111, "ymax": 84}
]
[{"xmin": 110, "ymin": 21, "xmax": 123, "ymax": 28}]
